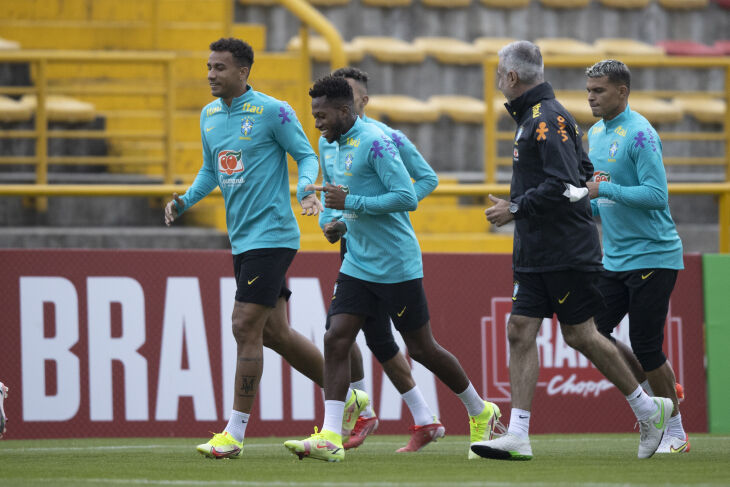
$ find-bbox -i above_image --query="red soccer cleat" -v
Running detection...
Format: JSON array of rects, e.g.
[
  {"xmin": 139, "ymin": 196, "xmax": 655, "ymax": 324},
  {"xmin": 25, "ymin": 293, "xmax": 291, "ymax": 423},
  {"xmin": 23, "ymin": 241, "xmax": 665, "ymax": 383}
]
[
  {"xmin": 396, "ymin": 421, "xmax": 445, "ymax": 452},
  {"xmin": 675, "ymin": 383, "xmax": 684, "ymax": 401},
  {"xmin": 343, "ymin": 415, "xmax": 379, "ymax": 450}
]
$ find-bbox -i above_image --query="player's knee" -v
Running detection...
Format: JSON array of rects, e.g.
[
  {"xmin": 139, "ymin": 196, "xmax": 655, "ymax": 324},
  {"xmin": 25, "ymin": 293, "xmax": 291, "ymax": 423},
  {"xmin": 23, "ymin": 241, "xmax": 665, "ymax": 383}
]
[
  {"xmin": 634, "ymin": 349, "xmax": 666, "ymax": 372},
  {"xmin": 366, "ymin": 337, "xmax": 399, "ymax": 363},
  {"xmin": 262, "ymin": 325, "xmax": 287, "ymax": 350},
  {"xmin": 507, "ymin": 318, "xmax": 536, "ymax": 350},
  {"xmin": 324, "ymin": 327, "xmax": 352, "ymax": 360}
]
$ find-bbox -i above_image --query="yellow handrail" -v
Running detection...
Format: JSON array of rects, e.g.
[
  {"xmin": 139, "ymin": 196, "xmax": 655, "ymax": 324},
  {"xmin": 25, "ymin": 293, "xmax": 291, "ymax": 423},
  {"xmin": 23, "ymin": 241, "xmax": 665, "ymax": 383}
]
[
  {"xmin": 277, "ymin": 0, "xmax": 347, "ymax": 71},
  {"xmin": 1, "ymin": 183, "xmax": 728, "ymax": 252},
  {"xmin": 483, "ymin": 55, "xmax": 730, "ymax": 184}
]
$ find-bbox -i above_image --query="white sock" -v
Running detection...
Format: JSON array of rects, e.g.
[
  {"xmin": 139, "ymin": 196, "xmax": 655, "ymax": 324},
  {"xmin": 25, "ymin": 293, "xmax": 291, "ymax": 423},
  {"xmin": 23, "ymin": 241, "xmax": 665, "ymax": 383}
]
[
  {"xmin": 350, "ymin": 379, "xmax": 374, "ymax": 418},
  {"xmin": 224, "ymin": 410, "xmax": 249, "ymax": 443},
  {"xmin": 626, "ymin": 385, "xmax": 659, "ymax": 421},
  {"xmin": 507, "ymin": 408, "xmax": 530, "ymax": 440},
  {"xmin": 401, "ymin": 386, "xmax": 434, "ymax": 426},
  {"xmin": 640, "ymin": 379, "xmax": 654, "ymax": 396},
  {"xmin": 457, "ymin": 382, "xmax": 486, "ymax": 417},
  {"xmin": 667, "ymin": 412, "xmax": 686, "ymax": 439},
  {"xmin": 323, "ymin": 400, "xmax": 345, "ymax": 437}
]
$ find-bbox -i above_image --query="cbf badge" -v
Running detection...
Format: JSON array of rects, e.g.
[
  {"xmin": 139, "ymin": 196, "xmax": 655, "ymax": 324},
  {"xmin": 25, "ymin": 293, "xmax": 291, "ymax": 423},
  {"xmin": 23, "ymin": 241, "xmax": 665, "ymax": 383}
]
[
  {"xmin": 345, "ymin": 153, "xmax": 353, "ymax": 171},
  {"xmin": 241, "ymin": 118, "xmax": 254, "ymax": 136},
  {"xmin": 608, "ymin": 141, "xmax": 619, "ymax": 159}
]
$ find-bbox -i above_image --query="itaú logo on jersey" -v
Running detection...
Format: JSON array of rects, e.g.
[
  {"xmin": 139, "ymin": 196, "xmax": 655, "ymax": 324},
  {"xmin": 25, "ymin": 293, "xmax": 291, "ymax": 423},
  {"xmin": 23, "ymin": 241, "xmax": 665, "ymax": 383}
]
[{"xmin": 218, "ymin": 150, "xmax": 243, "ymax": 175}]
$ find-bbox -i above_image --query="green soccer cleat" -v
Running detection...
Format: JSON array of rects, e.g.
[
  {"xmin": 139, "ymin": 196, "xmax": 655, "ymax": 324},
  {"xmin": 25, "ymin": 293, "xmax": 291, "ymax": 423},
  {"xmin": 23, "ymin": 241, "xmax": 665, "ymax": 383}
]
[
  {"xmin": 196, "ymin": 431, "xmax": 243, "ymax": 459},
  {"xmin": 284, "ymin": 427, "xmax": 345, "ymax": 462},
  {"xmin": 342, "ymin": 389, "xmax": 370, "ymax": 436},
  {"xmin": 468, "ymin": 401, "xmax": 502, "ymax": 459}
]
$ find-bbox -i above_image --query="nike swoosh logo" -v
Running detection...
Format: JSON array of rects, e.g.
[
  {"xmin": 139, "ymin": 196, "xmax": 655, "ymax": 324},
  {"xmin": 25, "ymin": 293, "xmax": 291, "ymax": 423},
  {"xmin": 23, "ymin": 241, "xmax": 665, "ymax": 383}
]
[
  {"xmin": 512, "ymin": 297, "xmax": 517, "ymax": 301},
  {"xmin": 397, "ymin": 306, "xmax": 406, "ymax": 317},
  {"xmin": 518, "ymin": 415, "xmax": 528, "ymax": 419},
  {"xmin": 558, "ymin": 292, "xmax": 570, "ymax": 304},
  {"xmin": 247, "ymin": 276, "xmax": 260, "ymax": 285},
  {"xmin": 206, "ymin": 126, "xmax": 215, "ymax": 132},
  {"xmin": 642, "ymin": 271, "xmax": 654, "ymax": 280},
  {"xmin": 670, "ymin": 441, "xmax": 688, "ymax": 453},
  {"xmin": 653, "ymin": 400, "xmax": 666, "ymax": 430}
]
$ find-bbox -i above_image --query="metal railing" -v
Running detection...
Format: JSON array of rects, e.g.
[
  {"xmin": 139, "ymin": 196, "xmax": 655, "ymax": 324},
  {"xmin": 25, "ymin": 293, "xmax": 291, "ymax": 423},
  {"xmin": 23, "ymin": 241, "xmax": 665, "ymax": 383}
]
[
  {"xmin": 0, "ymin": 50, "xmax": 177, "ymax": 210},
  {"xmin": 483, "ymin": 55, "xmax": 730, "ymax": 184}
]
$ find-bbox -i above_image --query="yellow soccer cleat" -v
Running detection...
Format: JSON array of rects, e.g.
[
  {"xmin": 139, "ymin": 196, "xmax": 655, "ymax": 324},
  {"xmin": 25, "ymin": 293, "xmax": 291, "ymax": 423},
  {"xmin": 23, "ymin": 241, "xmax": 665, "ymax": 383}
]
[
  {"xmin": 284, "ymin": 427, "xmax": 345, "ymax": 462},
  {"xmin": 468, "ymin": 401, "xmax": 502, "ymax": 459},
  {"xmin": 196, "ymin": 431, "xmax": 243, "ymax": 459},
  {"xmin": 342, "ymin": 389, "xmax": 370, "ymax": 436}
]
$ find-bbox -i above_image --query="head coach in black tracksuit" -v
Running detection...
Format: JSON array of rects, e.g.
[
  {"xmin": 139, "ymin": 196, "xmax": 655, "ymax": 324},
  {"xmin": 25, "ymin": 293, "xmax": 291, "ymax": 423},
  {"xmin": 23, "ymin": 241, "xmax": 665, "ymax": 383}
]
[{"xmin": 471, "ymin": 41, "xmax": 672, "ymax": 462}]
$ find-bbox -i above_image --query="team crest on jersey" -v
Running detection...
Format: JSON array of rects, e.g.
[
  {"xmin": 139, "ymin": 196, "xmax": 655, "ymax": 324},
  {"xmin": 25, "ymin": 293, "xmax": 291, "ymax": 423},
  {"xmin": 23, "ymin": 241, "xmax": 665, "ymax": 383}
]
[
  {"xmin": 608, "ymin": 141, "xmax": 619, "ymax": 159},
  {"xmin": 218, "ymin": 149, "xmax": 244, "ymax": 175},
  {"xmin": 513, "ymin": 147, "xmax": 519, "ymax": 161},
  {"xmin": 344, "ymin": 153, "xmax": 353, "ymax": 171},
  {"xmin": 593, "ymin": 170, "xmax": 610, "ymax": 183},
  {"xmin": 241, "ymin": 118, "xmax": 254, "ymax": 136}
]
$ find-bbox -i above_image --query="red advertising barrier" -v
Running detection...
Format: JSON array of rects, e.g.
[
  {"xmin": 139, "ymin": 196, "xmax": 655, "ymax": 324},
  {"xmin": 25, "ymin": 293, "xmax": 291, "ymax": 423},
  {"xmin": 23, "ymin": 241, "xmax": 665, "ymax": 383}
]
[{"xmin": 0, "ymin": 250, "xmax": 707, "ymax": 439}]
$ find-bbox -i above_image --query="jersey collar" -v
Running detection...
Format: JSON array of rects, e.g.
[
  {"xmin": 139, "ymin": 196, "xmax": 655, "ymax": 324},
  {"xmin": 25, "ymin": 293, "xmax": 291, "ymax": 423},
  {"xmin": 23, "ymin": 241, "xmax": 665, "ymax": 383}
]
[
  {"xmin": 505, "ymin": 82, "xmax": 555, "ymax": 122},
  {"xmin": 602, "ymin": 104, "xmax": 632, "ymax": 130}
]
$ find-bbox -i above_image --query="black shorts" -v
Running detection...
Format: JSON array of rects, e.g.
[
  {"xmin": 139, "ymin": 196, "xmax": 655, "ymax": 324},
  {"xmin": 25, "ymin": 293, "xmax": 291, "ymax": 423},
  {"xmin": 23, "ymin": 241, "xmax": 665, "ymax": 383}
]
[
  {"xmin": 232, "ymin": 248, "xmax": 295, "ymax": 307},
  {"xmin": 328, "ymin": 272, "xmax": 430, "ymax": 332},
  {"xmin": 594, "ymin": 268, "xmax": 678, "ymax": 370},
  {"xmin": 511, "ymin": 270, "xmax": 604, "ymax": 325}
]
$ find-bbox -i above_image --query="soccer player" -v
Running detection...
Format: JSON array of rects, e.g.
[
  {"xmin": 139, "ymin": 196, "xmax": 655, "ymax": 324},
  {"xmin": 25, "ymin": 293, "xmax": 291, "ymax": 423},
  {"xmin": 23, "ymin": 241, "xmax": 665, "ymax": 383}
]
[
  {"xmin": 476, "ymin": 41, "xmax": 673, "ymax": 460},
  {"xmin": 0, "ymin": 381, "xmax": 8, "ymax": 438},
  {"xmin": 284, "ymin": 75, "xmax": 500, "ymax": 463},
  {"xmin": 585, "ymin": 59, "xmax": 688, "ymax": 454},
  {"xmin": 164, "ymin": 38, "xmax": 368, "ymax": 459},
  {"xmin": 325, "ymin": 67, "xmax": 444, "ymax": 453}
]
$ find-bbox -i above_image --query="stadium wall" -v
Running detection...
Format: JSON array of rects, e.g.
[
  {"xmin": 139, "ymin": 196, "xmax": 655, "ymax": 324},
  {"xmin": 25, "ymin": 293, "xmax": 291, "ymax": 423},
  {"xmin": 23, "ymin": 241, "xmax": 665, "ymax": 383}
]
[{"xmin": 0, "ymin": 249, "xmax": 708, "ymax": 439}]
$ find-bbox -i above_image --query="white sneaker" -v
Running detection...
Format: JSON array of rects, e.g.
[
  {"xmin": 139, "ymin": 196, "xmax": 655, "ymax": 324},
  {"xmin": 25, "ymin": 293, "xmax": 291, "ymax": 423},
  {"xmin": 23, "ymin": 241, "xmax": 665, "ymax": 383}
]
[
  {"xmin": 0, "ymin": 381, "xmax": 8, "ymax": 438},
  {"xmin": 470, "ymin": 432, "xmax": 533, "ymax": 460},
  {"xmin": 656, "ymin": 433, "xmax": 690, "ymax": 454},
  {"xmin": 637, "ymin": 397, "xmax": 674, "ymax": 459}
]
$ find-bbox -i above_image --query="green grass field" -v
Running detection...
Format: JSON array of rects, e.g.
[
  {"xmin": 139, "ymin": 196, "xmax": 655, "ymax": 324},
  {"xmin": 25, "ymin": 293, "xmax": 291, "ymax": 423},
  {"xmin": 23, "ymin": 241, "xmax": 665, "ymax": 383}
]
[{"xmin": 1, "ymin": 434, "xmax": 729, "ymax": 486}]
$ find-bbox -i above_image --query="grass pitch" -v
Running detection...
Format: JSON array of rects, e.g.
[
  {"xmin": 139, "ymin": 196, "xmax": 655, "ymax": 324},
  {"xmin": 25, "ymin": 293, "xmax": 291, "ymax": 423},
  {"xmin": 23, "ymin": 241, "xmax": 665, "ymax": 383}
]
[{"xmin": 1, "ymin": 434, "xmax": 729, "ymax": 486}]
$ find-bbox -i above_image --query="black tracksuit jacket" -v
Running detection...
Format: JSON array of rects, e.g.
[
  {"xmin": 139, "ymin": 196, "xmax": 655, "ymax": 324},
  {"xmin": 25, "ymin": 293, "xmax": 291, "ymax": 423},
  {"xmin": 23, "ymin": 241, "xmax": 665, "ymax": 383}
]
[{"xmin": 505, "ymin": 82, "xmax": 603, "ymax": 273}]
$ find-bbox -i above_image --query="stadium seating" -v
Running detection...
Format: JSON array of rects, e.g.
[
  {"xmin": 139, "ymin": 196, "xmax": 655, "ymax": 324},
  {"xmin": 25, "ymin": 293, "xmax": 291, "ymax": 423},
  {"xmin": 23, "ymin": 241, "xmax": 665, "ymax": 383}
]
[
  {"xmin": 656, "ymin": 40, "xmax": 724, "ymax": 56},
  {"xmin": 0, "ymin": 37, "xmax": 20, "ymax": 50},
  {"xmin": 428, "ymin": 95, "xmax": 485, "ymax": 123},
  {"xmin": 714, "ymin": 40, "xmax": 730, "ymax": 54},
  {"xmin": 351, "ymin": 36, "xmax": 426, "ymax": 63},
  {"xmin": 658, "ymin": 0, "xmax": 709, "ymax": 8},
  {"xmin": 536, "ymin": 38, "xmax": 603, "ymax": 55},
  {"xmin": 598, "ymin": 0, "xmax": 651, "ymax": 8},
  {"xmin": 628, "ymin": 94, "xmax": 685, "ymax": 124},
  {"xmin": 672, "ymin": 95, "xmax": 726, "ymax": 124},
  {"xmin": 479, "ymin": 0, "xmax": 530, "ymax": 8},
  {"xmin": 594, "ymin": 38, "xmax": 665, "ymax": 55},
  {"xmin": 714, "ymin": 0, "xmax": 730, "ymax": 8},
  {"xmin": 413, "ymin": 37, "xmax": 484, "ymax": 64},
  {"xmin": 366, "ymin": 95, "xmax": 440, "ymax": 122},
  {"xmin": 361, "ymin": 0, "xmax": 413, "ymax": 6},
  {"xmin": 539, "ymin": 0, "xmax": 590, "ymax": 8},
  {"xmin": 286, "ymin": 35, "xmax": 366, "ymax": 63},
  {"xmin": 421, "ymin": 0, "xmax": 472, "ymax": 6},
  {"xmin": 310, "ymin": 0, "xmax": 351, "ymax": 5},
  {"xmin": 19, "ymin": 95, "xmax": 96, "ymax": 123},
  {"xmin": 0, "ymin": 95, "xmax": 33, "ymax": 122},
  {"xmin": 473, "ymin": 37, "xmax": 518, "ymax": 55}
]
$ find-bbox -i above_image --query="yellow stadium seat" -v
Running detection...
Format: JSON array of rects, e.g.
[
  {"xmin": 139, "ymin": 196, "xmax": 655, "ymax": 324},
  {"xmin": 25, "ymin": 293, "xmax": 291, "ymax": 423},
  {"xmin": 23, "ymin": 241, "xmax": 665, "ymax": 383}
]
[
  {"xmin": 286, "ymin": 35, "xmax": 365, "ymax": 63},
  {"xmin": 366, "ymin": 95, "xmax": 440, "ymax": 123},
  {"xmin": 238, "ymin": 0, "xmax": 278, "ymax": 5},
  {"xmin": 20, "ymin": 95, "xmax": 96, "ymax": 123},
  {"xmin": 672, "ymin": 95, "xmax": 724, "ymax": 124},
  {"xmin": 351, "ymin": 37, "xmax": 426, "ymax": 63},
  {"xmin": 413, "ymin": 37, "xmax": 484, "ymax": 64},
  {"xmin": 0, "ymin": 95, "xmax": 33, "ymax": 122},
  {"xmin": 0, "ymin": 37, "xmax": 20, "ymax": 50},
  {"xmin": 599, "ymin": 0, "xmax": 650, "ymax": 8},
  {"xmin": 629, "ymin": 94, "xmax": 684, "ymax": 124},
  {"xmin": 658, "ymin": 0, "xmax": 709, "ymax": 8},
  {"xmin": 362, "ymin": 0, "xmax": 413, "ymax": 6},
  {"xmin": 594, "ymin": 38, "xmax": 665, "ymax": 56},
  {"xmin": 310, "ymin": 0, "xmax": 351, "ymax": 5},
  {"xmin": 479, "ymin": 0, "xmax": 530, "ymax": 8},
  {"xmin": 539, "ymin": 0, "xmax": 590, "ymax": 7},
  {"xmin": 473, "ymin": 37, "xmax": 518, "ymax": 55},
  {"xmin": 421, "ymin": 0, "xmax": 472, "ymax": 6},
  {"xmin": 535, "ymin": 38, "xmax": 603, "ymax": 55},
  {"xmin": 554, "ymin": 91, "xmax": 596, "ymax": 124},
  {"xmin": 429, "ymin": 95, "xmax": 485, "ymax": 123}
]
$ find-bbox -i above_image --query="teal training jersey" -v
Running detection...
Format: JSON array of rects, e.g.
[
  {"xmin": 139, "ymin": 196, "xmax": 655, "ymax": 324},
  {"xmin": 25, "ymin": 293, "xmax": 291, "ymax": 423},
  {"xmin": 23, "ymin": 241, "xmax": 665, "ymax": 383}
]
[
  {"xmin": 177, "ymin": 86, "xmax": 319, "ymax": 254},
  {"xmin": 588, "ymin": 104, "xmax": 683, "ymax": 271},
  {"xmin": 318, "ymin": 115, "xmax": 437, "ymax": 228},
  {"xmin": 319, "ymin": 117, "xmax": 421, "ymax": 283}
]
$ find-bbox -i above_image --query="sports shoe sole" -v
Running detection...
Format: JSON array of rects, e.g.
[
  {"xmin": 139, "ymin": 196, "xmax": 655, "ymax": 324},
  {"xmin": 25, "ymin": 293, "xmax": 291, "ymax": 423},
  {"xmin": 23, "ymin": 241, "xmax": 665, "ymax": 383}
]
[{"xmin": 470, "ymin": 444, "xmax": 532, "ymax": 461}]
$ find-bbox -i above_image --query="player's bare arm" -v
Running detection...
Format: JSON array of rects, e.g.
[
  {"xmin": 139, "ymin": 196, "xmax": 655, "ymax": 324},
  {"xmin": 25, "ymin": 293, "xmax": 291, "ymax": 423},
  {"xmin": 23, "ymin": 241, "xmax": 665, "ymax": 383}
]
[
  {"xmin": 485, "ymin": 194, "xmax": 514, "ymax": 227},
  {"xmin": 586, "ymin": 181, "xmax": 600, "ymax": 199},
  {"xmin": 164, "ymin": 192, "xmax": 185, "ymax": 226}
]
